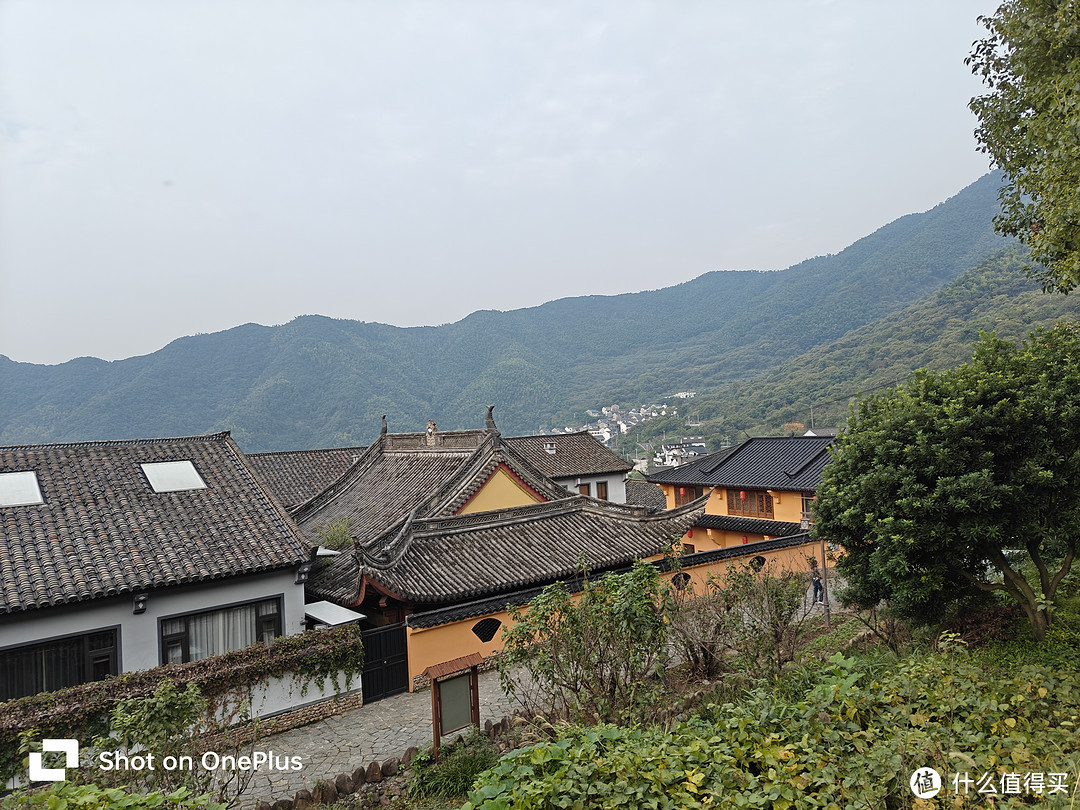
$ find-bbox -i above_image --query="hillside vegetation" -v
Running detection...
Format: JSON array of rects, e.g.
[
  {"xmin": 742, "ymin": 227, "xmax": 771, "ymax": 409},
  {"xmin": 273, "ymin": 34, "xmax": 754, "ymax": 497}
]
[
  {"xmin": 0, "ymin": 173, "xmax": 1016, "ymax": 451},
  {"xmin": 624, "ymin": 244, "xmax": 1080, "ymax": 452}
]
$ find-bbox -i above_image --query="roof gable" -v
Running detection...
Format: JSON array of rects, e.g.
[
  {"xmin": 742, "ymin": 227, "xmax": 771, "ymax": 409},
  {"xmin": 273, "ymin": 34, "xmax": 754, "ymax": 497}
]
[
  {"xmin": 292, "ymin": 429, "xmax": 571, "ymax": 546},
  {"xmin": 0, "ymin": 432, "xmax": 309, "ymax": 615}
]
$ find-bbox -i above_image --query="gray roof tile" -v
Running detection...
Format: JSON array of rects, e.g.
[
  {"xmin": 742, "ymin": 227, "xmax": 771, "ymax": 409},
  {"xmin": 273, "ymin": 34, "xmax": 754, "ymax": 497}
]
[
  {"xmin": 309, "ymin": 496, "xmax": 705, "ymax": 607},
  {"xmin": 0, "ymin": 432, "xmax": 309, "ymax": 615}
]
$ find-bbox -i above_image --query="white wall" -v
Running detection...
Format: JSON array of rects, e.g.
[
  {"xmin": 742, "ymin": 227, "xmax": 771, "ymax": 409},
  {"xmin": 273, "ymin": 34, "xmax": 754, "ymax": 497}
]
[
  {"xmin": 0, "ymin": 568, "xmax": 306, "ymax": 673},
  {"xmin": 555, "ymin": 474, "xmax": 628, "ymax": 504}
]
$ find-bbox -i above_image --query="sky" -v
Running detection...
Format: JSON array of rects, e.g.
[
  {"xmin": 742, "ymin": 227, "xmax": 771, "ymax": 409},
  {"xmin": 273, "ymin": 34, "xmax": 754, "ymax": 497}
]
[{"xmin": 0, "ymin": 0, "xmax": 998, "ymax": 366}]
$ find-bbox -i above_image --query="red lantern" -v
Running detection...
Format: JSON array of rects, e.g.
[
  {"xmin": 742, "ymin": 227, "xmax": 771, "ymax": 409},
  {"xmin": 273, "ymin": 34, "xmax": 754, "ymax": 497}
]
[{"xmin": 740, "ymin": 490, "xmax": 746, "ymax": 500}]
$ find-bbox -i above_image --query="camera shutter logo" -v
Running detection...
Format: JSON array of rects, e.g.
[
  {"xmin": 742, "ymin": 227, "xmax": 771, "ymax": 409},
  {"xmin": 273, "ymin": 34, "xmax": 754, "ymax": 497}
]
[{"xmin": 29, "ymin": 739, "xmax": 79, "ymax": 781}]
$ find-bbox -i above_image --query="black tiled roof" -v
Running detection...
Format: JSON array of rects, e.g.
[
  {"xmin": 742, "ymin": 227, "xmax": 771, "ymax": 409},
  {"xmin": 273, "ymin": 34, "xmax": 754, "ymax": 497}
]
[
  {"xmin": 246, "ymin": 446, "xmax": 366, "ymax": 509},
  {"xmin": 503, "ymin": 432, "xmax": 632, "ymax": 478},
  {"xmin": 625, "ymin": 479, "xmax": 668, "ymax": 512},
  {"xmin": 694, "ymin": 514, "xmax": 803, "ymax": 537},
  {"xmin": 0, "ymin": 432, "xmax": 309, "ymax": 615},
  {"xmin": 666, "ymin": 532, "xmax": 813, "ymax": 569},
  {"xmin": 309, "ymin": 495, "xmax": 706, "ymax": 607},
  {"xmin": 406, "ymin": 530, "xmax": 813, "ymax": 629},
  {"xmin": 648, "ymin": 436, "xmax": 834, "ymax": 491}
]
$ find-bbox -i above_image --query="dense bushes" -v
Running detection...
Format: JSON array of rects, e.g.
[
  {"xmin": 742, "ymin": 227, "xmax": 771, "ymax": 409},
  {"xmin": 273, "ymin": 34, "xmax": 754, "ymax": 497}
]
[{"xmin": 465, "ymin": 647, "xmax": 1080, "ymax": 808}]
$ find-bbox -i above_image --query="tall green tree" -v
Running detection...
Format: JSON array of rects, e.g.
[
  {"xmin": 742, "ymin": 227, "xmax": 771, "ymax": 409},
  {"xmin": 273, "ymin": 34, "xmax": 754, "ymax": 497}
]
[
  {"xmin": 968, "ymin": 1, "xmax": 1080, "ymax": 293},
  {"xmin": 815, "ymin": 322, "xmax": 1080, "ymax": 640}
]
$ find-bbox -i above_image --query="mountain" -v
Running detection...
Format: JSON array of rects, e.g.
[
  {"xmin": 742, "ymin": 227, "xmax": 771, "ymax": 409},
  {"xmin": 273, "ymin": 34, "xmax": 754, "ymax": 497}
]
[
  {"xmin": 0, "ymin": 172, "xmax": 1031, "ymax": 452},
  {"xmin": 621, "ymin": 243, "xmax": 1080, "ymax": 450}
]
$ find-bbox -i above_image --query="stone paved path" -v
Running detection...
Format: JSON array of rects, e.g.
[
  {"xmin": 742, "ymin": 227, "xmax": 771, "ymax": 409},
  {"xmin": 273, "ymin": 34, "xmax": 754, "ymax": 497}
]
[{"xmin": 243, "ymin": 669, "xmax": 524, "ymax": 805}]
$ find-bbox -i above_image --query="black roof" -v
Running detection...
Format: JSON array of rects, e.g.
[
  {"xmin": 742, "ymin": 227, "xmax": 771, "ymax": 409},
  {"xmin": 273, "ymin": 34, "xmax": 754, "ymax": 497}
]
[
  {"xmin": 648, "ymin": 436, "xmax": 834, "ymax": 491},
  {"xmin": 695, "ymin": 514, "xmax": 803, "ymax": 537}
]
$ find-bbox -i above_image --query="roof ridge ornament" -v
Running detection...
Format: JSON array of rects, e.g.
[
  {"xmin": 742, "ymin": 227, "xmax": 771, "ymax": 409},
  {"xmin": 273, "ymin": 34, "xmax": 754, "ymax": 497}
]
[
  {"xmin": 380, "ymin": 415, "xmax": 388, "ymax": 438},
  {"xmin": 355, "ymin": 508, "xmax": 419, "ymax": 571},
  {"xmin": 485, "ymin": 405, "xmax": 500, "ymax": 436}
]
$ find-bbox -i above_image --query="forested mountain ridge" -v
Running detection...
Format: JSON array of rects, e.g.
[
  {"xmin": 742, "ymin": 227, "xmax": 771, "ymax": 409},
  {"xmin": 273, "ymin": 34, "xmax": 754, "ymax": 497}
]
[
  {"xmin": 621, "ymin": 244, "xmax": 1080, "ymax": 452},
  {"xmin": 0, "ymin": 172, "xmax": 1016, "ymax": 452}
]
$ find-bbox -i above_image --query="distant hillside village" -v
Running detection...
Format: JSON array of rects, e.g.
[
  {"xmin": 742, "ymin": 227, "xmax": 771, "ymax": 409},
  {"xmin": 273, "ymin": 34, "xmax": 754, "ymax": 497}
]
[
  {"xmin": 0, "ymin": 405, "xmax": 832, "ymax": 721},
  {"xmin": 543, "ymin": 399, "xmax": 687, "ymax": 444}
]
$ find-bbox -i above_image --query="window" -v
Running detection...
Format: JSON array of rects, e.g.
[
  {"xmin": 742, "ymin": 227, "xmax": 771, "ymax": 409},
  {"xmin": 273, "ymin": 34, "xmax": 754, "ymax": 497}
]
[
  {"xmin": 0, "ymin": 629, "xmax": 118, "ymax": 701},
  {"xmin": 578, "ymin": 483, "xmax": 591, "ymax": 496},
  {"xmin": 727, "ymin": 489, "xmax": 774, "ymax": 519},
  {"xmin": 671, "ymin": 572, "xmax": 691, "ymax": 590},
  {"xmin": 160, "ymin": 598, "xmax": 281, "ymax": 664},
  {"xmin": 596, "ymin": 481, "xmax": 608, "ymax": 500},
  {"xmin": 471, "ymin": 618, "xmax": 502, "ymax": 643},
  {"xmin": 674, "ymin": 485, "xmax": 703, "ymax": 506},
  {"xmin": 142, "ymin": 461, "xmax": 206, "ymax": 493},
  {"xmin": 801, "ymin": 494, "xmax": 816, "ymax": 525},
  {"xmin": 0, "ymin": 471, "xmax": 43, "ymax": 507}
]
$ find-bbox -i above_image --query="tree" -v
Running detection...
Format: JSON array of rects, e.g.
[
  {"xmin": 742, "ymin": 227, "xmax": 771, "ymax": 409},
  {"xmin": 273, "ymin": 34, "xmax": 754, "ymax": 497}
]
[
  {"xmin": 968, "ymin": 1, "xmax": 1080, "ymax": 293},
  {"xmin": 665, "ymin": 560, "xmax": 813, "ymax": 680},
  {"xmin": 497, "ymin": 561, "xmax": 668, "ymax": 725},
  {"xmin": 815, "ymin": 322, "xmax": 1080, "ymax": 640}
]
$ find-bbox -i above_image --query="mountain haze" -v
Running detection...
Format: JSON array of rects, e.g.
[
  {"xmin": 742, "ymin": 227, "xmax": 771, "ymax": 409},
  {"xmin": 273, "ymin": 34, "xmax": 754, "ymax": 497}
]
[{"xmin": 0, "ymin": 173, "xmax": 1026, "ymax": 452}]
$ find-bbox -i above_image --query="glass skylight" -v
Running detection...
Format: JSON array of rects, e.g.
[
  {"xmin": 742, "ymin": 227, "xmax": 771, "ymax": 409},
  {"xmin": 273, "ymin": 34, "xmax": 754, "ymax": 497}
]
[
  {"xmin": 141, "ymin": 461, "xmax": 207, "ymax": 493},
  {"xmin": 0, "ymin": 471, "xmax": 44, "ymax": 507}
]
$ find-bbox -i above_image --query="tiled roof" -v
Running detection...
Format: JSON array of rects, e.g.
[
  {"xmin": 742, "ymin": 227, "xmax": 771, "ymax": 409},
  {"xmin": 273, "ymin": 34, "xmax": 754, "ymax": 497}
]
[
  {"xmin": 246, "ymin": 446, "xmax": 366, "ymax": 509},
  {"xmin": 0, "ymin": 432, "xmax": 309, "ymax": 615},
  {"xmin": 694, "ymin": 514, "xmax": 803, "ymax": 537},
  {"xmin": 309, "ymin": 495, "xmax": 706, "ymax": 607},
  {"xmin": 503, "ymin": 432, "xmax": 633, "ymax": 478},
  {"xmin": 406, "ymin": 530, "xmax": 810, "ymax": 629},
  {"xmin": 292, "ymin": 430, "xmax": 571, "ymax": 547},
  {"xmin": 648, "ymin": 436, "xmax": 834, "ymax": 491},
  {"xmin": 672, "ymin": 532, "xmax": 814, "ymax": 569},
  {"xmin": 625, "ymin": 479, "xmax": 668, "ymax": 512}
]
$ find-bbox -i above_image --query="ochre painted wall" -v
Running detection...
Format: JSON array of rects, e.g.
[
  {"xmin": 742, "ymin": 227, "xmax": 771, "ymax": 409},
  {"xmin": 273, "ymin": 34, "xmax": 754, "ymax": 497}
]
[
  {"xmin": 457, "ymin": 465, "xmax": 543, "ymax": 515},
  {"xmin": 404, "ymin": 540, "xmax": 824, "ymax": 690}
]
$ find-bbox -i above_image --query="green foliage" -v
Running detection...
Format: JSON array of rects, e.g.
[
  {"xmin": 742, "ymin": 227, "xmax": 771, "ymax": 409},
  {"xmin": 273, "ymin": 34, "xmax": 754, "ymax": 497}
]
[
  {"xmin": 497, "ymin": 561, "xmax": 669, "ymax": 725},
  {"xmin": 90, "ymin": 681, "xmax": 229, "ymax": 800},
  {"xmin": 815, "ymin": 322, "xmax": 1080, "ymax": 641},
  {"xmin": 968, "ymin": 1, "xmax": 1080, "ymax": 294},
  {"xmin": 314, "ymin": 518, "xmax": 354, "ymax": 551},
  {"xmin": 466, "ymin": 650, "xmax": 1080, "ymax": 809},
  {"xmin": 408, "ymin": 732, "xmax": 500, "ymax": 801},
  {"xmin": 0, "ymin": 783, "xmax": 225, "ymax": 810}
]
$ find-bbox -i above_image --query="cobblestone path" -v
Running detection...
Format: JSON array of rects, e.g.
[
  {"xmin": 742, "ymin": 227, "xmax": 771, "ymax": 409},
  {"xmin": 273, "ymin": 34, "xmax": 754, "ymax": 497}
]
[{"xmin": 243, "ymin": 669, "xmax": 524, "ymax": 805}]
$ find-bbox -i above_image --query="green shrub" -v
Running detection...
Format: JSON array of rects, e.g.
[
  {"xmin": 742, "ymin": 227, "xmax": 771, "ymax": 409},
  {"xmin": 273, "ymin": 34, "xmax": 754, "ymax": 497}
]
[
  {"xmin": 408, "ymin": 732, "xmax": 499, "ymax": 801},
  {"xmin": 1, "ymin": 782, "xmax": 224, "ymax": 810},
  {"xmin": 465, "ymin": 649, "xmax": 1080, "ymax": 809}
]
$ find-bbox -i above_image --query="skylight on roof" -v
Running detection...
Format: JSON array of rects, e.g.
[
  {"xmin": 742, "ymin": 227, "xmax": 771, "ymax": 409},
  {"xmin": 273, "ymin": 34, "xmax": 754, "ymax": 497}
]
[
  {"xmin": 0, "ymin": 471, "xmax": 44, "ymax": 507},
  {"xmin": 142, "ymin": 461, "xmax": 207, "ymax": 493}
]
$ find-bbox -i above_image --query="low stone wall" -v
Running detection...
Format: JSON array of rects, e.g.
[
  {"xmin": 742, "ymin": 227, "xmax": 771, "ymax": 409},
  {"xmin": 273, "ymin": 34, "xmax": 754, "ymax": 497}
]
[{"xmin": 203, "ymin": 689, "xmax": 364, "ymax": 752}]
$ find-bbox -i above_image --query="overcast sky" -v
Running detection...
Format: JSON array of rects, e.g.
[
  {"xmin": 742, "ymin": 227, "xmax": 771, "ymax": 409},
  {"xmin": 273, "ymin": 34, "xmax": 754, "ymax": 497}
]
[{"xmin": 1, "ymin": 0, "xmax": 997, "ymax": 366}]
